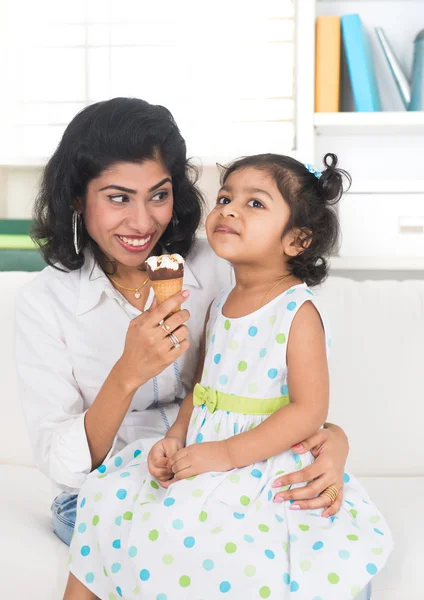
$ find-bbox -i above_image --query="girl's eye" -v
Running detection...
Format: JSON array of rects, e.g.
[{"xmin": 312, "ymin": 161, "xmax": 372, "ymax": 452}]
[
  {"xmin": 151, "ymin": 191, "xmax": 169, "ymax": 202},
  {"xmin": 248, "ymin": 199, "xmax": 265, "ymax": 209},
  {"xmin": 217, "ymin": 196, "xmax": 231, "ymax": 205},
  {"xmin": 108, "ymin": 194, "xmax": 129, "ymax": 204}
]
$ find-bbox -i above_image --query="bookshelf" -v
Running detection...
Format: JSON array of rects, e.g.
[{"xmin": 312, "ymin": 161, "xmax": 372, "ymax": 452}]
[{"xmin": 315, "ymin": 112, "xmax": 424, "ymax": 136}]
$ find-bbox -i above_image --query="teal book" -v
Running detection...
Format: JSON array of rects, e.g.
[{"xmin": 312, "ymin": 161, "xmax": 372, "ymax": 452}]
[{"xmin": 341, "ymin": 14, "xmax": 381, "ymax": 111}]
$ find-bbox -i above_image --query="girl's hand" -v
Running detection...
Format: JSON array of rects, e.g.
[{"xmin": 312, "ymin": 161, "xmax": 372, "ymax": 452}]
[
  {"xmin": 272, "ymin": 424, "xmax": 349, "ymax": 517},
  {"xmin": 166, "ymin": 441, "xmax": 233, "ymax": 483},
  {"xmin": 148, "ymin": 436, "xmax": 185, "ymax": 486},
  {"xmin": 117, "ymin": 291, "xmax": 191, "ymax": 392}
]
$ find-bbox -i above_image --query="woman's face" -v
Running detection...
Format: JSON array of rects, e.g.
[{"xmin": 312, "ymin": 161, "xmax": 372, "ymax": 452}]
[{"xmin": 81, "ymin": 159, "xmax": 174, "ymax": 270}]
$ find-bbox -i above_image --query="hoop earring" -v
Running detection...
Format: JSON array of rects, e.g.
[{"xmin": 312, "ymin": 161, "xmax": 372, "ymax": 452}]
[
  {"xmin": 73, "ymin": 211, "xmax": 82, "ymax": 255},
  {"xmin": 171, "ymin": 212, "xmax": 179, "ymax": 228}
]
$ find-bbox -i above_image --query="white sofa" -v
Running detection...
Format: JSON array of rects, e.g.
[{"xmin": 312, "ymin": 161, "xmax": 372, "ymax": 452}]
[{"xmin": 1, "ymin": 271, "xmax": 423, "ymax": 599}]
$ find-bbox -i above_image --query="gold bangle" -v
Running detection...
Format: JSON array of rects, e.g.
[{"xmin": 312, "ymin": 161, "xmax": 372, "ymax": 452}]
[{"xmin": 320, "ymin": 485, "xmax": 339, "ymax": 504}]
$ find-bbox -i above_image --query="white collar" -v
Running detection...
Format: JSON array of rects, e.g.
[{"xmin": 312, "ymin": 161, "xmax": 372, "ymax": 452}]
[{"xmin": 77, "ymin": 250, "xmax": 200, "ymax": 316}]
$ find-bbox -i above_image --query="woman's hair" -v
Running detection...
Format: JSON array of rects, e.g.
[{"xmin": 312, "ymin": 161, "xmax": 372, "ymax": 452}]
[
  {"xmin": 31, "ymin": 97, "xmax": 204, "ymax": 273},
  {"xmin": 221, "ymin": 153, "xmax": 351, "ymax": 287}
]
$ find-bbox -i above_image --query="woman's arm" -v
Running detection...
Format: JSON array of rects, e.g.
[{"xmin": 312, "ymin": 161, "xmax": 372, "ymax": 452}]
[{"xmin": 225, "ymin": 301, "xmax": 329, "ymax": 467}]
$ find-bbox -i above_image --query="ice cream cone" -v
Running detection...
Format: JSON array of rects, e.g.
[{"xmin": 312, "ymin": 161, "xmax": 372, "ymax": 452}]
[{"xmin": 151, "ymin": 277, "xmax": 183, "ymax": 313}]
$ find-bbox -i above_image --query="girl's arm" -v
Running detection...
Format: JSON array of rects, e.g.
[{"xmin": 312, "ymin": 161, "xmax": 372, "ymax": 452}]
[
  {"xmin": 225, "ymin": 301, "xmax": 329, "ymax": 468},
  {"xmin": 165, "ymin": 305, "xmax": 211, "ymax": 443}
]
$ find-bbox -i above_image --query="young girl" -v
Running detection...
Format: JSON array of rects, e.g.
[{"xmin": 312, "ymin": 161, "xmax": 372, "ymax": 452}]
[{"xmin": 65, "ymin": 153, "xmax": 392, "ymax": 599}]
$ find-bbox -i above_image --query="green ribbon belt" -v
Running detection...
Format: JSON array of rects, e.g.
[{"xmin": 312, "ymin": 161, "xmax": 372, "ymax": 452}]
[{"xmin": 193, "ymin": 383, "xmax": 290, "ymax": 415}]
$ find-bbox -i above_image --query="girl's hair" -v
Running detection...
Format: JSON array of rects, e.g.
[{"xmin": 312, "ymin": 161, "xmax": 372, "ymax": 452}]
[
  {"xmin": 221, "ymin": 153, "xmax": 351, "ymax": 287},
  {"xmin": 31, "ymin": 97, "xmax": 204, "ymax": 273}
]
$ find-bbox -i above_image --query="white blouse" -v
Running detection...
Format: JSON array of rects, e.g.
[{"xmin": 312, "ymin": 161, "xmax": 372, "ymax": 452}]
[{"xmin": 15, "ymin": 238, "xmax": 233, "ymax": 493}]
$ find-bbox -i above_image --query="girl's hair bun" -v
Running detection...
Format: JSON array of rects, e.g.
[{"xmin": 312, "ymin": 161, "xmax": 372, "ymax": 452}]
[{"xmin": 317, "ymin": 152, "xmax": 351, "ymax": 205}]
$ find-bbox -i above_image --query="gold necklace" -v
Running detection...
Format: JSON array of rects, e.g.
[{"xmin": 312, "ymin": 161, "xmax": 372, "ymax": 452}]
[
  {"xmin": 108, "ymin": 275, "xmax": 149, "ymax": 299},
  {"xmin": 256, "ymin": 273, "xmax": 291, "ymax": 310}
]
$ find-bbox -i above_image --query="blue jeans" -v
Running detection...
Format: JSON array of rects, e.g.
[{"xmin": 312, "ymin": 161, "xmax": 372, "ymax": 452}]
[{"xmin": 51, "ymin": 493, "xmax": 372, "ymax": 599}]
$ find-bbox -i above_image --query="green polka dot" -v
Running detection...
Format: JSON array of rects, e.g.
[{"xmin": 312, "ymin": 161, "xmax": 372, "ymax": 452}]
[
  {"xmin": 214, "ymin": 423, "xmax": 221, "ymax": 433},
  {"xmin": 370, "ymin": 515, "xmax": 380, "ymax": 523},
  {"xmin": 229, "ymin": 474, "xmax": 240, "ymax": 483},
  {"xmin": 109, "ymin": 594, "xmax": 117, "ymax": 600},
  {"xmin": 228, "ymin": 340, "xmax": 238, "ymax": 350},
  {"xmin": 299, "ymin": 524, "xmax": 309, "ymax": 531},
  {"xmin": 162, "ymin": 554, "xmax": 174, "ymax": 565},
  {"xmin": 300, "ymin": 560, "xmax": 311, "ymax": 572},
  {"xmin": 141, "ymin": 512, "xmax": 151, "ymax": 521},
  {"xmin": 282, "ymin": 541, "xmax": 288, "ymax": 552},
  {"xmin": 150, "ymin": 480, "xmax": 159, "ymax": 489},
  {"xmin": 240, "ymin": 495, "xmax": 251, "ymax": 506},
  {"xmin": 371, "ymin": 547, "xmax": 383, "ymax": 555},
  {"xmin": 347, "ymin": 534, "xmax": 358, "ymax": 541},
  {"xmin": 123, "ymin": 511, "xmax": 133, "ymax": 520},
  {"xmin": 255, "ymin": 500, "xmax": 262, "ymax": 512},
  {"xmin": 269, "ymin": 315, "xmax": 277, "ymax": 325},
  {"xmin": 187, "ymin": 476, "xmax": 197, "ymax": 481},
  {"xmin": 97, "ymin": 474, "xmax": 107, "ymax": 479},
  {"xmin": 148, "ymin": 529, "xmax": 159, "ymax": 541},
  {"xmin": 244, "ymin": 565, "xmax": 256, "ymax": 577},
  {"xmin": 68, "ymin": 554, "xmax": 72, "ymax": 565},
  {"xmin": 211, "ymin": 526, "xmax": 222, "ymax": 534},
  {"xmin": 276, "ymin": 333, "xmax": 286, "ymax": 344},
  {"xmin": 258, "ymin": 524, "xmax": 269, "ymax": 532},
  {"xmin": 179, "ymin": 575, "xmax": 191, "ymax": 588},
  {"xmin": 260, "ymin": 587, "xmax": 271, "ymax": 598},
  {"xmin": 92, "ymin": 515, "xmax": 99, "ymax": 526},
  {"xmin": 199, "ymin": 511, "xmax": 208, "ymax": 522},
  {"xmin": 224, "ymin": 320, "xmax": 231, "ymax": 330},
  {"xmin": 94, "ymin": 492, "xmax": 103, "ymax": 502},
  {"xmin": 225, "ymin": 542, "xmax": 237, "ymax": 554},
  {"xmin": 146, "ymin": 494, "xmax": 156, "ymax": 502},
  {"xmin": 192, "ymin": 489, "xmax": 203, "ymax": 498},
  {"xmin": 351, "ymin": 585, "xmax": 361, "ymax": 597},
  {"xmin": 238, "ymin": 361, "xmax": 248, "ymax": 372},
  {"xmin": 132, "ymin": 586, "xmax": 140, "ymax": 595},
  {"xmin": 133, "ymin": 493, "xmax": 139, "ymax": 502},
  {"xmin": 248, "ymin": 383, "xmax": 258, "ymax": 394},
  {"xmin": 350, "ymin": 509, "xmax": 358, "ymax": 519},
  {"xmin": 328, "ymin": 573, "xmax": 340, "ymax": 584},
  {"xmin": 103, "ymin": 567, "xmax": 108, "ymax": 577}
]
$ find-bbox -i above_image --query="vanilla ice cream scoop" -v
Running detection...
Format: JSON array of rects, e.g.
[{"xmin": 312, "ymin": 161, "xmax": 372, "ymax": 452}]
[{"xmin": 145, "ymin": 254, "xmax": 185, "ymax": 313}]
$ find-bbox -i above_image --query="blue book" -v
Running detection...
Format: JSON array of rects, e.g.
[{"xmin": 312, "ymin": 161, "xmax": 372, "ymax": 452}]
[{"xmin": 341, "ymin": 14, "xmax": 382, "ymax": 111}]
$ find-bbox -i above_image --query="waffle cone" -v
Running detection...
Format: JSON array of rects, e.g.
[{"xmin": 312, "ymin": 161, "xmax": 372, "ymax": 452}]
[{"xmin": 151, "ymin": 277, "xmax": 183, "ymax": 313}]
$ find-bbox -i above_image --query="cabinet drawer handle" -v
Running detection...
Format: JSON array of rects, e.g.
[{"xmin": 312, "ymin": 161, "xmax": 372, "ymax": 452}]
[{"xmin": 398, "ymin": 216, "xmax": 424, "ymax": 233}]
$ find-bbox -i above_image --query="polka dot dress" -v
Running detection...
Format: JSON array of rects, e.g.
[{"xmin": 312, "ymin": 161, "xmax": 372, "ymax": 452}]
[{"xmin": 70, "ymin": 284, "xmax": 393, "ymax": 599}]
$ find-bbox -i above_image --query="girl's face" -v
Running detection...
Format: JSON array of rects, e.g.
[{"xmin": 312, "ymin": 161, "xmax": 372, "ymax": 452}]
[
  {"xmin": 206, "ymin": 167, "xmax": 294, "ymax": 267},
  {"xmin": 81, "ymin": 159, "xmax": 174, "ymax": 270}
]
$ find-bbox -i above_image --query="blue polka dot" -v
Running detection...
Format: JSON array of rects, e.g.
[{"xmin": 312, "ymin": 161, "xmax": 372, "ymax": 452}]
[
  {"xmin": 286, "ymin": 287, "xmax": 296, "ymax": 295},
  {"xmin": 244, "ymin": 534, "xmax": 254, "ymax": 543},
  {"xmin": 287, "ymin": 301, "xmax": 297, "ymax": 311},
  {"xmin": 120, "ymin": 472, "xmax": 131, "ymax": 478},
  {"xmin": 115, "ymin": 516, "xmax": 122, "ymax": 526},
  {"xmin": 290, "ymin": 581, "xmax": 300, "ymax": 592},
  {"xmin": 80, "ymin": 498, "xmax": 86, "ymax": 508},
  {"xmin": 275, "ymin": 514, "xmax": 284, "ymax": 523},
  {"xmin": 114, "ymin": 456, "xmax": 123, "ymax": 467},
  {"xmin": 248, "ymin": 326, "xmax": 258, "ymax": 337},
  {"xmin": 339, "ymin": 550, "xmax": 350, "ymax": 560},
  {"xmin": 251, "ymin": 469, "xmax": 262, "ymax": 478},
  {"xmin": 203, "ymin": 559, "xmax": 214, "ymax": 571},
  {"xmin": 196, "ymin": 433, "xmax": 204, "ymax": 443},
  {"xmin": 374, "ymin": 528, "xmax": 384, "ymax": 535},
  {"xmin": 233, "ymin": 512, "xmax": 245, "ymax": 519},
  {"xmin": 97, "ymin": 465, "xmax": 106, "ymax": 473},
  {"xmin": 80, "ymin": 545, "xmax": 90, "ymax": 557},
  {"xmin": 211, "ymin": 334, "xmax": 216, "ymax": 343},
  {"xmin": 116, "ymin": 489, "xmax": 127, "ymax": 500},
  {"xmin": 265, "ymin": 549, "xmax": 275, "ymax": 559},
  {"xmin": 129, "ymin": 546, "xmax": 138, "ymax": 557},
  {"xmin": 139, "ymin": 569, "xmax": 150, "ymax": 581},
  {"xmin": 184, "ymin": 536, "xmax": 196, "ymax": 548},
  {"xmin": 219, "ymin": 581, "xmax": 231, "ymax": 593},
  {"xmin": 157, "ymin": 595, "xmax": 168, "ymax": 600},
  {"xmin": 111, "ymin": 563, "xmax": 121, "ymax": 574},
  {"xmin": 289, "ymin": 534, "xmax": 297, "ymax": 542},
  {"xmin": 366, "ymin": 563, "xmax": 378, "ymax": 575},
  {"xmin": 344, "ymin": 472, "xmax": 350, "ymax": 483},
  {"xmin": 268, "ymin": 490, "xmax": 272, "ymax": 501},
  {"xmin": 280, "ymin": 384, "xmax": 289, "ymax": 395},
  {"xmin": 164, "ymin": 497, "xmax": 175, "ymax": 507},
  {"xmin": 219, "ymin": 374, "xmax": 228, "ymax": 385},
  {"xmin": 134, "ymin": 449, "xmax": 142, "ymax": 458},
  {"xmin": 201, "ymin": 417, "xmax": 206, "ymax": 427},
  {"xmin": 85, "ymin": 572, "xmax": 94, "ymax": 584},
  {"xmin": 267, "ymin": 368, "xmax": 278, "ymax": 379},
  {"xmin": 313, "ymin": 541, "xmax": 324, "ymax": 550},
  {"xmin": 116, "ymin": 587, "xmax": 122, "ymax": 597},
  {"xmin": 78, "ymin": 523, "xmax": 87, "ymax": 533},
  {"xmin": 259, "ymin": 348, "xmax": 267, "ymax": 358},
  {"xmin": 233, "ymin": 423, "xmax": 239, "ymax": 435},
  {"xmin": 292, "ymin": 453, "xmax": 300, "ymax": 463},
  {"xmin": 306, "ymin": 289, "xmax": 314, "ymax": 295},
  {"xmin": 172, "ymin": 519, "xmax": 184, "ymax": 529},
  {"xmin": 112, "ymin": 539, "xmax": 121, "ymax": 549},
  {"xmin": 214, "ymin": 353, "xmax": 221, "ymax": 364},
  {"xmin": 283, "ymin": 573, "xmax": 291, "ymax": 584}
]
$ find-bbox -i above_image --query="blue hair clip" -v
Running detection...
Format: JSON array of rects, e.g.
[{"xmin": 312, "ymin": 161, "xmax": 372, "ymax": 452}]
[{"xmin": 304, "ymin": 163, "xmax": 322, "ymax": 179}]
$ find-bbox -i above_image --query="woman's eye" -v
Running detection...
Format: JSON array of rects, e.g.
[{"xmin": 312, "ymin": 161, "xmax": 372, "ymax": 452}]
[
  {"xmin": 217, "ymin": 196, "xmax": 231, "ymax": 205},
  {"xmin": 248, "ymin": 199, "xmax": 265, "ymax": 209},
  {"xmin": 108, "ymin": 194, "xmax": 129, "ymax": 204},
  {"xmin": 151, "ymin": 191, "xmax": 169, "ymax": 202}
]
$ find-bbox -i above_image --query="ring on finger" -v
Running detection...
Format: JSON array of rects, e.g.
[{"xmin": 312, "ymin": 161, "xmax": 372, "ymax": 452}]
[
  {"xmin": 158, "ymin": 319, "xmax": 171, "ymax": 333},
  {"xmin": 168, "ymin": 332, "xmax": 180, "ymax": 349},
  {"xmin": 319, "ymin": 485, "xmax": 339, "ymax": 504}
]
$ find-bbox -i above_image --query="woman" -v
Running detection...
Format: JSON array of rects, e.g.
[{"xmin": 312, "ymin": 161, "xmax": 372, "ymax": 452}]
[{"xmin": 15, "ymin": 98, "xmax": 368, "ymax": 598}]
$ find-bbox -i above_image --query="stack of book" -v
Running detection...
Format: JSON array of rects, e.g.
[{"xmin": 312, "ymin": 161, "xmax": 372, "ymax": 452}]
[
  {"xmin": 0, "ymin": 220, "xmax": 46, "ymax": 271},
  {"xmin": 315, "ymin": 14, "xmax": 381, "ymax": 112}
]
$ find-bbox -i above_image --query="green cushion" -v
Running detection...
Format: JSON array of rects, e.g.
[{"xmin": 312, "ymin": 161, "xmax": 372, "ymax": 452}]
[{"xmin": 0, "ymin": 234, "xmax": 37, "ymax": 249}]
